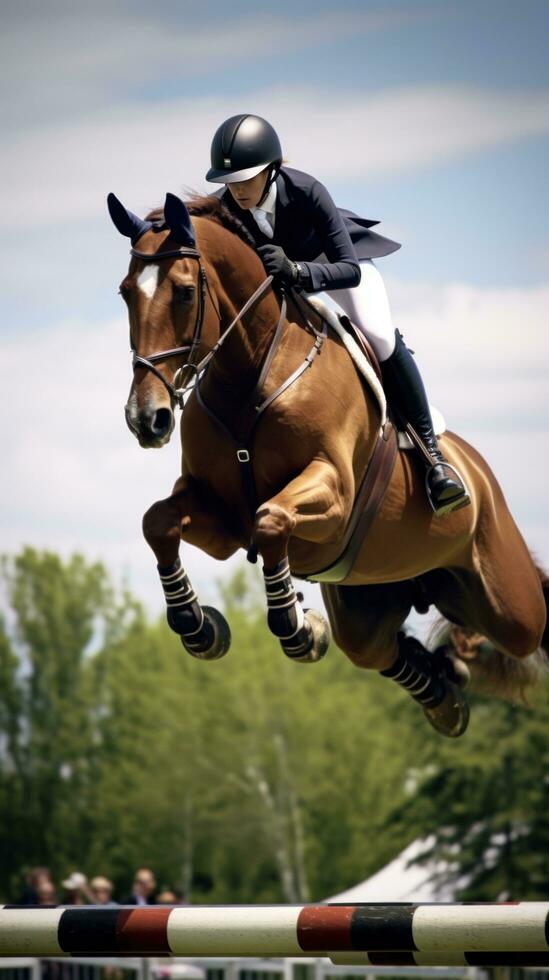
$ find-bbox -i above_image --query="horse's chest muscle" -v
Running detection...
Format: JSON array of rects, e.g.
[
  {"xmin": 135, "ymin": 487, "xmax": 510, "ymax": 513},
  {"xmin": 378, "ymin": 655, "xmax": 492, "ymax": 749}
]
[
  {"xmin": 181, "ymin": 403, "xmax": 312, "ymax": 511},
  {"xmin": 188, "ymin": 439, "xmax": 303, "ymax": 501}
]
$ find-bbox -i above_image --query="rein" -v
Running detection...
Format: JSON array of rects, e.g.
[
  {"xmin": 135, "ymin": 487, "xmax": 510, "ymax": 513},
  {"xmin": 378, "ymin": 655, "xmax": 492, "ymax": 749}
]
[{"xmin": 195, "ymin": 289, "xmax": 328, "ymax": 562}]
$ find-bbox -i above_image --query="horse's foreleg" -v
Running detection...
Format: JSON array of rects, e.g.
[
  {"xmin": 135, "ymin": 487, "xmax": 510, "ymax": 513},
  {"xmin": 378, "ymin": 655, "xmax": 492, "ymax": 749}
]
[
  {"xmin": 142, "ymin": 477, "xmax": 237, "ymax": 660},
  {"xmin": 252, "ymin": 460, "xmax": 345, "ymax": 663}
]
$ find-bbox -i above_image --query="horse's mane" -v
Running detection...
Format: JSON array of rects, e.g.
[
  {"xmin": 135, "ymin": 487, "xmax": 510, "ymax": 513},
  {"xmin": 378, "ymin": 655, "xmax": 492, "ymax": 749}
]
[{"xmin": 146, "ymin": 195, "xmax": 257, "ymax": 249}]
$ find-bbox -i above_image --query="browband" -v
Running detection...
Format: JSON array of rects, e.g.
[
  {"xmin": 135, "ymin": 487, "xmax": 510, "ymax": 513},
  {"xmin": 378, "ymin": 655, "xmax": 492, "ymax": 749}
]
[{"xmin": 130, "ymin": 246, "xmax": 201, "ymax": 262}]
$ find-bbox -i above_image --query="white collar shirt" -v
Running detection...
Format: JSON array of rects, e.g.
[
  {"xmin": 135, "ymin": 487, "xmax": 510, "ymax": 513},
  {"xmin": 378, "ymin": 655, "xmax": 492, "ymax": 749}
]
[{"xmin": 250, "ymin": 181, "xmax": 277, "ymax": 238}]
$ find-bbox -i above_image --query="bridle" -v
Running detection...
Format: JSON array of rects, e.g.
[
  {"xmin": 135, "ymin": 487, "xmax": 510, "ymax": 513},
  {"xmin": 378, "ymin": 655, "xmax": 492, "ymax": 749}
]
[
  {"xmin": 129, "ymin": 244, "xmax": 207, "ymax": 408},
  {"xmin": 128, "ymin": 243, "xmax": 273, "ymax": 409}
]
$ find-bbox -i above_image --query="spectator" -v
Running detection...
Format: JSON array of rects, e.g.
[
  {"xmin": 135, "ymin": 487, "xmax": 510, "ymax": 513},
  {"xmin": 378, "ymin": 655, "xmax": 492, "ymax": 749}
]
[
  {"xmin": 20, "ymin": 867, "xmax": 53, "ymax": 904},
  {"xmin": 61, "ymin": 872, "xmax": 92, "ymax": 905},
  {"xmin": 156, "ymin": 890, "xmax": 178, "ymax": 904},
  {"xmin": 89, "ymin": 876, "xmax": 118, "ymax": 906},
  {"xmin": 36, "ymin": 879, "xmax": 58, "ymax": 905},
  {"xmin": 124, "ymin": 868, "xmax": 157, "ymax": 905}
]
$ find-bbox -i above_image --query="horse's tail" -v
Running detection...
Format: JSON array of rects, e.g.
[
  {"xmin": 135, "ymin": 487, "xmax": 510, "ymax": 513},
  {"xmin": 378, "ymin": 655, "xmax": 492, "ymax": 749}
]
[
  {"xmin": 430, "ymin": 562, "xmax": 549, "ymax": 706},
  {"xmin": 537, "ymin": 560, "xmax": 549, "ymax": 651}
]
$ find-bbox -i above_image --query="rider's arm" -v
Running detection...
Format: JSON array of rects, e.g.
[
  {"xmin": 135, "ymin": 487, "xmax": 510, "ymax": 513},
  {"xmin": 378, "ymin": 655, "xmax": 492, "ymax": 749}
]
[{"xmin": 297, "ymin": 180, "xmax": 361, "ymax": 292}]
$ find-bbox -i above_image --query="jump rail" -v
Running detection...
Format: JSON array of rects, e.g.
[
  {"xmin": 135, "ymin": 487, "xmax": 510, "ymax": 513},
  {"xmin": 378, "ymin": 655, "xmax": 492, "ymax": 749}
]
[{"xmin": 1, "ymin": 904, "xmax": 549, "ymax": 967}]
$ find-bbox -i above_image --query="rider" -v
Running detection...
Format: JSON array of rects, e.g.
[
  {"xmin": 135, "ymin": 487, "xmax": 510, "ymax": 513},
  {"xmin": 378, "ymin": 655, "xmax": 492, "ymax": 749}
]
[{"xmin": 204, "ymin": 113, "xmax": 469, "ymax": 517}]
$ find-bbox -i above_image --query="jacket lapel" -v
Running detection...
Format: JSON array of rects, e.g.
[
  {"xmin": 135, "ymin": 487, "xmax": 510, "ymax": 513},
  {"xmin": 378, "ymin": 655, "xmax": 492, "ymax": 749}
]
[{"xmin": 273, "ymin": 171, "xmax": 291, "ymax": 245}]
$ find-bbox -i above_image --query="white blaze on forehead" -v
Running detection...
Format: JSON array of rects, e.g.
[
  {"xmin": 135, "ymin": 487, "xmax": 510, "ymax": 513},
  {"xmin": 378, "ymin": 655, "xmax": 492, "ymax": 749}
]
[{"xmin": 137, "ymin": 264, "xmax": 159, "ymax": 299}]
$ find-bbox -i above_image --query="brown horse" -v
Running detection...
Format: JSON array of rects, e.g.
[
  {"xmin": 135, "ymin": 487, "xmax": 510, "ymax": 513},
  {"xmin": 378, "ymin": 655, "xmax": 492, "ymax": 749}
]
[{"xmin": 108, "ymin": 191, "xmax": 548, "ymax": 738}]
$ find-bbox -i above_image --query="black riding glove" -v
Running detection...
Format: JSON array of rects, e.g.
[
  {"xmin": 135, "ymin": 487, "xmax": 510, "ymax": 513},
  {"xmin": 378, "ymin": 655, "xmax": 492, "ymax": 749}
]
[{"xmin": 257, "ymin": 244, "xmax": 298, "ymax": 286}]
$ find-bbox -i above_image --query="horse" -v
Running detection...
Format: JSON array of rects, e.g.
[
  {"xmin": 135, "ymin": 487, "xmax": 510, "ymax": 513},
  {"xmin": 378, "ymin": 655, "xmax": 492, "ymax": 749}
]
[{"xmin": 107, "ymin": 190, "xmax": 548, "ymax": 738}]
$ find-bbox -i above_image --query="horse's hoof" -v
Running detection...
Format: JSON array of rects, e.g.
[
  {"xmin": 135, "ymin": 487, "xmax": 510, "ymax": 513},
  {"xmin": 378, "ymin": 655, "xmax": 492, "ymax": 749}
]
[
  {"xmin": 181, "ymin": 606, "xmax": 231, "ymax": 661},
  {"xmin": 285, "ymin": 609, "xmax": 330, "ymax": 664},
  {"xmin": 423, "ymin": 682, "xmax": 470, "ymax": 738},
  {"xmin": 305, "ymin": 608, "xmax": 331, "ymax": 661}
]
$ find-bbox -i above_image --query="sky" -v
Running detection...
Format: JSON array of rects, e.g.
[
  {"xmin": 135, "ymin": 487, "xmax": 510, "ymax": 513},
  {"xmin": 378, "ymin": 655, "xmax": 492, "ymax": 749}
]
[{"xmin": 1, "ymin": 0, "xmax": 548, "ymax": 627}]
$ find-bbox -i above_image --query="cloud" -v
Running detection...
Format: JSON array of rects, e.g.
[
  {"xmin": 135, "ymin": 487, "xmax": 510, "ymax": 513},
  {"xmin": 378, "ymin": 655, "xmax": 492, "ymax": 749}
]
[
  {"xmin": 0, "ymin": 310, "xmax": 238, "ymax": 607},
  {"xmin": 1, "ymin": 278, "xmax": 547, "ymax": 617},
  {"xmin": 3, "ymin": 83, "xmax": 549, "ymax": 232},
  {"xmin": 387, "ymin": 278, "xmax": 549, "ymax": 555},
  {"xmin": 0, "ymin": 5, "xmax": 437, "ymax": 128},
  {"xmin": 387, "ymin": 278, "xmax": 548, "ymax": 389}
]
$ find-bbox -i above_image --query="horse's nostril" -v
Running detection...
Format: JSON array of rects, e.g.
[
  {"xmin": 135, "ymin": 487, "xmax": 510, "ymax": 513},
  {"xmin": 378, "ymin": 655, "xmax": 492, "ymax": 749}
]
[
  {"xmin": 150, "ymin": 408, "xmax": 173, "ymax": 436},
  {"xmin": 132, "ymin": 406, "xmax": 174, "ymax": 444}
]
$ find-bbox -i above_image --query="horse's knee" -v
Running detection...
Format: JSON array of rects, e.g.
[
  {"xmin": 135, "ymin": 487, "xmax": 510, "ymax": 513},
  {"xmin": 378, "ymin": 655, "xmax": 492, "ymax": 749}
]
[
  {"xmin": 142, "ymin": 499, "xmax": 180, "ymax": 548},
  {"xmin": 253, "ymin": 503, "xmax": 295, "ymax": 565}
]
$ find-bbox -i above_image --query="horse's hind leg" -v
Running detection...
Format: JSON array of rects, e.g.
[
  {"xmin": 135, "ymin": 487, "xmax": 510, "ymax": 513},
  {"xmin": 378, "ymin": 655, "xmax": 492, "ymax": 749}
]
[
  {"xmin": 428, "ymin": 537, "xmax": 547, "ymax": 703},
  {"xmin": 473, "ymin": 515, "xmax": 546, "ymax": 658},
  {"xmin": 429, "ymin": 434, "xmax": 548, "ymax": 698},
  {"xmin": 321, "ymin": 580, "xmax": 414, "ymax": 671},
  {"xmin": 142, "ymin": 475, "xmax": 239, "ymax": 661},
  {"xmin": 322, "ymin": 580, "xmax": 470, "ymax": 738}
]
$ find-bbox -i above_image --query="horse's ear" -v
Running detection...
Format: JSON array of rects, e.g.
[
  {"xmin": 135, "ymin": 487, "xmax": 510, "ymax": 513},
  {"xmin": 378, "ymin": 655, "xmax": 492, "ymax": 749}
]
[
  {"xmin": 164, "ymin": 193, "xmax": 196, "ymax": 247},
  {"xmin": 107, "ymin": 193, "xmax": 152, "ymax": 244}
]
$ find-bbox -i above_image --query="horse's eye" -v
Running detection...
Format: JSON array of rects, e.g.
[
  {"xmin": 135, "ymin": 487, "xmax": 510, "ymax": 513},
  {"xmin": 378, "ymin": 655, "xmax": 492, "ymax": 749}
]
[
  {"xmin": 173, "ymin": 284, "xmax": 195, "ymax": 304},
  {"xmin": 118, "ymin": 282, "xmax": 131, "ymax": 300}
]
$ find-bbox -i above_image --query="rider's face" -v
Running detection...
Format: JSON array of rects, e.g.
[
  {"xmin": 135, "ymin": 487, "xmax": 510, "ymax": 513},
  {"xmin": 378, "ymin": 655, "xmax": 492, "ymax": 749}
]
[{"xmin": 226, "ymin": 167, "xmax": 270, "ymax": 209}]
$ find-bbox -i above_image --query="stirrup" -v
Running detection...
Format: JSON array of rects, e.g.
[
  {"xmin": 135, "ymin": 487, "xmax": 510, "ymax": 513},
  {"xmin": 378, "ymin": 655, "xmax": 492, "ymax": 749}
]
[{"xmin": 425, "ymin": 463, "xmax": 471, "ymax": 517}]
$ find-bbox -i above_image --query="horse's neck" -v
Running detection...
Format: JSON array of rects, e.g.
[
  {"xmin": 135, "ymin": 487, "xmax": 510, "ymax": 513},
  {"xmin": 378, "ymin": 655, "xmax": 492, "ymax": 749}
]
[{"xmin": 209, "ymin": 260, "xmax": 281, "ymax": 391}]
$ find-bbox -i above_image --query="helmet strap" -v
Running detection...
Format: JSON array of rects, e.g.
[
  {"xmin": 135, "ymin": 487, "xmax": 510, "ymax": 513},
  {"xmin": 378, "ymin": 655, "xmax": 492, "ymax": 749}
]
[{"xmin": 257, "ymin": 162, "xmax": 281, "ymax": 207}]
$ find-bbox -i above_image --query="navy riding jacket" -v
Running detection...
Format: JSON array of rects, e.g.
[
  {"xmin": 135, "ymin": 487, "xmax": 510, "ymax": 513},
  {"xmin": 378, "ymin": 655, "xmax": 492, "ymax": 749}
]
[{"xmin": 217, "ymin": 166, "xmax": 400, "ymax": 293}]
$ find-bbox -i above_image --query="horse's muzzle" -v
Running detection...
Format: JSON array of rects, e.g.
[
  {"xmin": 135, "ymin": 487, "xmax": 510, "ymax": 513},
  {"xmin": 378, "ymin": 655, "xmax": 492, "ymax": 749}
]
[{"xmin": 125, "ymin": 403, "xmax": 175, "ymax": 448}]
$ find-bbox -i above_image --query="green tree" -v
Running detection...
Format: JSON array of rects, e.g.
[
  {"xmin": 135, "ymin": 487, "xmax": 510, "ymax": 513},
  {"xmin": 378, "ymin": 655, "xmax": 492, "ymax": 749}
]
[
  {"xmin": 13, "ymin": 549, "xmax": 544, "ymax": 906},
  {"xmin": 0, "ymin": 548, "xmax": 140, "ymax": 897},
  {"xmin": 389, "ymin": 693, "xmax": 549, "ymax": 899}
]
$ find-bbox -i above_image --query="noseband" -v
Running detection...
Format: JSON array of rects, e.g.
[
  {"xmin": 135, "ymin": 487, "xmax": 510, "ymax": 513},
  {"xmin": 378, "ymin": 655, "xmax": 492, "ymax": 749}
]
[{"xmin": 129, "ymin": 244, "xmax": 273, "ymax": 409}]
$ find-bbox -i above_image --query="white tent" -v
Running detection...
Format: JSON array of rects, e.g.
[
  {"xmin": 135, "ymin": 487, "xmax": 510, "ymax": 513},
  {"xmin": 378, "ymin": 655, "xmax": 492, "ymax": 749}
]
[{"xmin": 325, "ymin": 836, "xmax": 462, "ymax": 903}]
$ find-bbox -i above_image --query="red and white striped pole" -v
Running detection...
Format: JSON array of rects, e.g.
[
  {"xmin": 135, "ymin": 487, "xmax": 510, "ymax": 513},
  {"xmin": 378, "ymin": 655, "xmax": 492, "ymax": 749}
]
[{"xmin": 0, "ymin": 904, "xmax": 548, "ymax": 966}]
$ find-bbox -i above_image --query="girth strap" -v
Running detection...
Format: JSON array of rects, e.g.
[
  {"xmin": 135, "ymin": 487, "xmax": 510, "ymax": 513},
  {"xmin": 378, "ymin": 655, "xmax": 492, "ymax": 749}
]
[{"xmin": 302, "ymin": 422, "xmax": 398, "ymax": 583}]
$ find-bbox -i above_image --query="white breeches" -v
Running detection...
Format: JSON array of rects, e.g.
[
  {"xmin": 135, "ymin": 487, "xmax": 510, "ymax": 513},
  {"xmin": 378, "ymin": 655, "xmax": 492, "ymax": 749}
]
[{"xmin": 326, "ymin": 258, "xmax": 396, "ymax": 362}]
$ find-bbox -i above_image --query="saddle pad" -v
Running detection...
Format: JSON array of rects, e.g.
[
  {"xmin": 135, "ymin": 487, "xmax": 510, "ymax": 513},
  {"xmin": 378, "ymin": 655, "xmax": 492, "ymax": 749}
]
[
  {"xmin": 305, "ymin": 295, "xmax": 446, "ymax": 449},
  {"xmin": 306, "ymin": 295, "xmax": 387, "ymax": 423}
]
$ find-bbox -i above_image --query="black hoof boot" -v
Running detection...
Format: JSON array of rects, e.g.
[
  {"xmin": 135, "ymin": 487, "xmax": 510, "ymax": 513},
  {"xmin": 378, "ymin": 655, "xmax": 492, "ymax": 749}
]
[
  {"xmin": 160, "ymin": 559, "xmax": 231, "ymax": 661},
  {"xmin": 281, "ymin": 608, "xmax": 330, "ymax": 663},
  {"xmin": 264, "ymin": 558, "xmax": 330, "ymax": 664},
  {"xmin": 423, "ymin": 680, "xmax": 470, "ymax": 738},
  {"xmin": 382, "ymin": 633, "xmax": 470, "ymax": 738},
  {"xmin": 167, "ymin": 600, "xmax": 232, "ymax": 661}
]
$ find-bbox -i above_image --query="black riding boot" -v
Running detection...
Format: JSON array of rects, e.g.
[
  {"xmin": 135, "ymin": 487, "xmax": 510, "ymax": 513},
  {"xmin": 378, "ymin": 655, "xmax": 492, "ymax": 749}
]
[{"xmin": 381, "ymin": 330, "xmax": 470, "ymax": 516}]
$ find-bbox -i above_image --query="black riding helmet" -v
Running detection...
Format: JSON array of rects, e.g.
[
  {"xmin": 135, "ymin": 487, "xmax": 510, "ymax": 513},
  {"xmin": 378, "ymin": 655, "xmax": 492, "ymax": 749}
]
[{"xmin": 205, "ymin": 114, "xmax": 283, "ymax": 188}]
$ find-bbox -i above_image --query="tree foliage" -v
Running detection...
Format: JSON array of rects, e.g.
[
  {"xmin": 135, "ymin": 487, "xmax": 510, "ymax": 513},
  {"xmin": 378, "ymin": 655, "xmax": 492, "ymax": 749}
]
[
  {"xmin": 1, "ymin": 548, "xmax": 547, "ymax": 902},
  {"xmin": 390, "ymin": 696, "xmax": 549, "ymax": 899}
]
